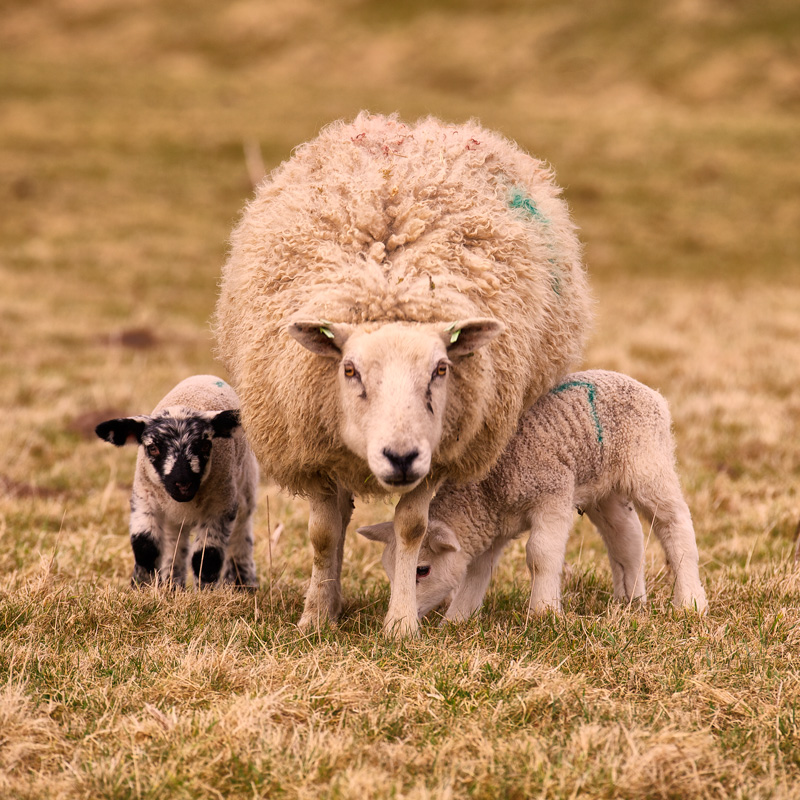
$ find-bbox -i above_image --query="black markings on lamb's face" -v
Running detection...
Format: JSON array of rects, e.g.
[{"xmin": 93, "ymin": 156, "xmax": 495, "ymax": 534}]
[{"xmin": 142, "ymin": 416, "xmax": 218, "ymax": 503}]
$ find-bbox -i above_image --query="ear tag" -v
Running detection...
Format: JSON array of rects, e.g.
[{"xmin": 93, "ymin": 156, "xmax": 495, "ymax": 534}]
[
  {"xmin": 319, "ymin": 319, "xmax": 334, "ymax": 339},
  {"xmin": 444, "ymin": 321, "xmax": 461, "ymax": 343}
]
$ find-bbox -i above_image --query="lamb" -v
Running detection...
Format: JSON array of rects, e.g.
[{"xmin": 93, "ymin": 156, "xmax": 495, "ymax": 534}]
[
  {"xmin": 358, "ymin": 370, "xmax": 707, "ymax": 621},
  {"xmin": 214, "ymin": 112, "xmax": 592, "ymax": 636},
  {"xmin": 95, "ymin": 375, "xmax": 259, "ymax": 589}
]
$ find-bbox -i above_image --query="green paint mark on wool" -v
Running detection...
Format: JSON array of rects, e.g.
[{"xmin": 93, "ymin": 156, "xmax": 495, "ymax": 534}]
[
  {"xmin": 551, "ymin": 380, "xmax": 603, "ymax": 444},
  {"xmin": 508, "ymin": 189, "xmax": 548, "ymax": 224},
  {"xmin": 214, "ymin": 380, "xmax": 226, "ymax": 388}
]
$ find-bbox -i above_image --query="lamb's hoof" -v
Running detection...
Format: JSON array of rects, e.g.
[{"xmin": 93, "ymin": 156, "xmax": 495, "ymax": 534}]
[{"xmin": 674, "ymin": 592, "xmax": 708, "ymax": 616}]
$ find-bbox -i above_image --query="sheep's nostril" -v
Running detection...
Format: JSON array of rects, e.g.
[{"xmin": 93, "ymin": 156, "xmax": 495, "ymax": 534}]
[{"xmin": 382, "ymin": 448, "xmax": 419, "ymax": 475}]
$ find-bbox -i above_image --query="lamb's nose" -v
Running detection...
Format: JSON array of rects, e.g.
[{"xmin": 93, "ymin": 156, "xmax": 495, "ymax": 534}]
[
  {"xmin": 382, "ymin": 448, "xmax": 419, "ymax": 483},
  {"xmin": 176, "ymin": 482, "xmax": 192, "ymax": 493}
]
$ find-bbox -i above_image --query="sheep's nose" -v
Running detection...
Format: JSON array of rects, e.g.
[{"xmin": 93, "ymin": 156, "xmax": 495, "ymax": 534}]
[
  {"xmin": 382, "ymin": 448, "xmax": 419, "ymax": 484},
  {"xmin": 175, "ymin": 482, "xmax": 192, "ymax": 493}
]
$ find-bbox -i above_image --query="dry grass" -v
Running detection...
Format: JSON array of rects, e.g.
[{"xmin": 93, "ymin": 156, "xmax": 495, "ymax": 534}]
[{"xmin": 2, "ymin": 1, "xmax": 800, "ymax": 797}]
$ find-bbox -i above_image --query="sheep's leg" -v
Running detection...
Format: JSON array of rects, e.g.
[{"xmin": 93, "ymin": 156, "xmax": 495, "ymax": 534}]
[
  {"xmin": 298, "ymin": 488, "xmax": 348, "ymax": 629},
  {"xmin": 445, "ymin": 543, "xmax": 506, "ymax": 622},
  {"xmin": 383, "ymin": 482, "xmax": 437, "ymax": 639},
  {"xmin": 584, "ymin": 495, "xmax": 647, "ymax": 604},
  {"xmin": 526, "ymin": 498, "xmax": 574, "ymax": 615},
  {"xmin": 634, "ymin": 474, "xmax": 707, "ymax": 613},
  {"xmin": 222, "ymin": 481, "xmax": 259, "ymax": 590},
  {"xmin": 190, "ymin": 506, "xmax": 237, "ymax": 588}
]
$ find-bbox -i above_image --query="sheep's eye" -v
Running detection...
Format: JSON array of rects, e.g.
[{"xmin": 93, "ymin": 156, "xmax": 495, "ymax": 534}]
[
  {"xmin": 146, "ymin": 444, "xmax": 160, "ymax": 458},
  {"xmin": 416, "ymin": 565, "xmax": 431, "ymax": 578},
  {"xmin": 432, "ymin": 360, "xmax": 448, "ymax": 380},
  {"xmin": 343, "ymin": 362, "xmax": 359, "ymax": 379},
  {"xmin": 200, "ymin": 440, "xmax": 212, "ymax": 456}
]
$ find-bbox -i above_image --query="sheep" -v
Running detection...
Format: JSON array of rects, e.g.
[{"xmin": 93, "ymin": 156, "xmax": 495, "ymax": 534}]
[
  {"xmin": 358, "ymin": 370, "xmax": 707, "ymax": 621},
  {"xmin": 95, "ymin": 375, "xmax": 259, "ymax": 590},
  {"xmin": 214, "ymin": 112, "xmax": 592, "ymax": 636}
]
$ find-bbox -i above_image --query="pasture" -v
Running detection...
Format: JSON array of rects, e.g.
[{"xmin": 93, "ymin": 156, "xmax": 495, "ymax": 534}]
[{"xmin": 2, "ymin": 2, "xmax": 799, "ymax": 797}]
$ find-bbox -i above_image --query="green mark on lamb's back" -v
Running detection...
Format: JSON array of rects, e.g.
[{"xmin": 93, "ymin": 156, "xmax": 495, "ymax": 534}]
[
  {"xmin": 551, "ymin": 380, "xmax": 603, "ymax": 444},
  {"xmin": 214, "ymin": 380, "xmax": 226, "ymax": 388},
  {"xmin": 508, "ymin": 189, "xmax": 548, "ymax": 224}
]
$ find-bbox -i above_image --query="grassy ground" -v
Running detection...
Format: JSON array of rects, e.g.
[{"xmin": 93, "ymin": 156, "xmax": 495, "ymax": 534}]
[{"xmin": 2, "ymin": 1, "xmax": 800, "ymax": 797}]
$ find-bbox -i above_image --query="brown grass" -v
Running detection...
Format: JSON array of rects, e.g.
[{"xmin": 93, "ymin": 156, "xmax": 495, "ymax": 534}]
[{"xmin": 1, "ymin": 1, "xmax": 800, "ymax": 797}]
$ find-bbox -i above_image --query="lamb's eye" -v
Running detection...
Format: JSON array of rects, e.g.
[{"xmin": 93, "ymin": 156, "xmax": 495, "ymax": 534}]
[
  {"xmin": 147, "ymin": 444, "xmax": 160, "ymax": 458},
  {"xmin": 200, "ymin": 440, "xmax": 212, "ymax": 456},
  {"xmin": 435, "ymin": 361, "xmax": 448, "ymax": 378},
  {"xmin": 416, "ymin": 565, "xmax": 431, "ymax": 578},
  {"xmin": 343, "ymin": 362, "xmax": 359, "ymax": 379}
]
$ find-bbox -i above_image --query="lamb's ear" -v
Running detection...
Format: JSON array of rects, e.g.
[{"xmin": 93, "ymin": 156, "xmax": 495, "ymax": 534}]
[
  {"xmin": 287, "ymin": 321, "xmax": 353, "ymax": 359},
  {"xmin": 209, "ymin": 409, "xmax": 240, "ymax": 439},
  {"xmin": 427, "ymin": 521, "xmax": 461, "ymax": 554},
  {"xmin": 442, "ymin": 318, "xmax": 505, "ymax": 357},
  {"xmin": 356, "ymin": 521, "xmax": 396, "ymax": 544},
  {"xmin": 95, "ymin": 416, "xmax": 150, "ymax": 447}
]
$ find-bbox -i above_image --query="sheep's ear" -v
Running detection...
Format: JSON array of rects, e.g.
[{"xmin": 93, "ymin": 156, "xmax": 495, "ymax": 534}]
[
  {"xmin": 209, "ymin": 409, "xmax": 240, "ymax": 439},
  {"xmin": 287, "ymin": 321, "xmax": 353, "ymax": 359},
  {"xmin": 427, "ymin": 521, "xmax": 461, "ymax": 554},
  {"xmin": 442, "ymin": 318, "xmax": 505, "ymax": 357},
  {"xmin": 356, "ymin": 521, "xmax": 396, "ymax": 544},
  {"xmin": 95, "ymin": 416, "xmax": 150, "ymax": 447}
]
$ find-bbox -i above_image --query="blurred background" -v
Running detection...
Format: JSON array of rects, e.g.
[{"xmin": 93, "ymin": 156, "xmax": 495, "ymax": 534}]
[{"xmin": 1, "ymin": 0, "xmax": 799, "ymax": 580}]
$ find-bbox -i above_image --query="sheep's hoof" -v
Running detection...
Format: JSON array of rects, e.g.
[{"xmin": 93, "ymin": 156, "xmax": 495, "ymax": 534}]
[{"xmin": 382, "ymin": 614, "xmax": 420, "ymax": 640}]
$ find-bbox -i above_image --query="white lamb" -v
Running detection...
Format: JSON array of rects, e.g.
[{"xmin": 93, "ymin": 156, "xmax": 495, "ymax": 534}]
[
  {"xmin": 358, "ymin": 370, "xmax": 707, "ymax": 621},
  {"xmin": 96, "ymin": 375, "xmax": 259, "ymax": 589}
]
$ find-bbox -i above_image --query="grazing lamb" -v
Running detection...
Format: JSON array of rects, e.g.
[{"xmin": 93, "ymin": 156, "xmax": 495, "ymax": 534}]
[
  {"xmin": 214, "ymin": 112, "xmax": 592, "ymax": 636},
  {"xmin": 95, "ymin": 375, "xmax": 259, "ymax": 589},
  {"xmin": 358, "ymin": 370, "xmax": 707, "ymax": 621}
]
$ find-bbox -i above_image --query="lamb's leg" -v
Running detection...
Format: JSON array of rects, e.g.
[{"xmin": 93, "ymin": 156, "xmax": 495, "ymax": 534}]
[
  {"xmin": 298, "ymin": 488, "xmax": 348, "ymax": 629},
  {"xmin": 160, "ymin": 520, "xmax": 190, "ymax": 588},
  {"xmin": 129, "ymin": 493, "xmax": 161, "ymax": 587},
  {"xmin": 190, "ymin": 506, "xmax": 237, "ymax": 588},
  {"xmin": 445, "ymin": 543, "xmax": 507, "ymax": 622},
  {"xmin": 222, "ymin": 481, "xmax": 259, "ymax": 590},
  {"xmin": 634, "ymin": 472, "xmax": 707, "ymax": 613},
  {"xmin": 383, "ymin": 481, "xmax": 437, "ymax": 639},
  {"xmin": 584, "ymin": 495, "xmax": 647, "ymax": 604},
  {"xmin": 526, "ymin": 498, "xmax": 574, "ymax": 614}
]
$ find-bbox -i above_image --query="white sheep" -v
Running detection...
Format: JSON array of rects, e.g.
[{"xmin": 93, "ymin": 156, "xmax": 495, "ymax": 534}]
[
  {"xmin": 358, "ymin": 370, "xmax": 707, "ymax": 621},
  {"xmin": 96, "ymin": 375, "xmax": 259, "ymax": 589},
  {"xmin": 214, "ymin": 112, "xmax": 592, "ymax": 636}
]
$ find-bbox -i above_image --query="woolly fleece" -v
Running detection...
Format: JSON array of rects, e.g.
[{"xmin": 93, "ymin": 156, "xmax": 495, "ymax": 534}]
[{"xmin": 215, "ymin": 113, "xmax": 592, "ymax": 496}]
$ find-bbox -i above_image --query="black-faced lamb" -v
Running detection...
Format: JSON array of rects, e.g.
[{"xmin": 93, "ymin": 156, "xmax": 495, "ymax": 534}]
[
  {"xmin": 95, "ymin": 375, "xmax": 259, "ymax": 589},
  {"xmin": 358, "ymin": 370, "xmax": 707, "ymax": 621},
  {"xmin": 214, "ymin": 112, "xmax": 592, "ymax": 636}
]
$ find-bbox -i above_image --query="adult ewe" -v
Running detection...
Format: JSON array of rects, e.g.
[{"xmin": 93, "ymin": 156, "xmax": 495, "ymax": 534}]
[{"xmin": 215, "ymin": 112, "xmax": 591, "ymax": 637}]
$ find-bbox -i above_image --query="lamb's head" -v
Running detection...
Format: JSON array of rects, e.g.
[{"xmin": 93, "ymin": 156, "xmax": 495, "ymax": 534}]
[
  {"xmin": 358, "ymin": 519, "xmax": 466, "ymax": 618},
  {"xmin": 95, "ymin": 408, "xmax": 241, "ymax": 502},
  {"xmin": 288, "ymin": 318, "xmax": 503, "ymax": 493}
]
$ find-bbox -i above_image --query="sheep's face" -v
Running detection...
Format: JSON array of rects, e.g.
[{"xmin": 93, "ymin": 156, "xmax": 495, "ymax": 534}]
[
  {"xmin": 288, "ymin": 318, "xmax": 503, "ymax": 493},
  {"xmin": 96, "ymin": 409, "xmax": 240, "ymax": 502},
  {"xmin": 357, "ymin": 519, "xmax": 467, "ymax": 618}
]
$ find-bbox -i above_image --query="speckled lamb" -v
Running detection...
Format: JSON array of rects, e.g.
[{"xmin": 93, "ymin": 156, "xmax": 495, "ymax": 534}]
[
  {"xmin": 214, "ymin": 112, "xmax": 592, "ymax": 636},
  {"xmin": 359, "ymin": 370, "xmax": 707, "ymax": 620},
  {"xmin": 96, "ymin": 375, "xmax": 259, "ymax": 589}
]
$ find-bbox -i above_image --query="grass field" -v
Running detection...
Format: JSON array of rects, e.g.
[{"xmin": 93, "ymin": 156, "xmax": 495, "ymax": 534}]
[{"xmin": 2, "ymin": 1, "xmax": 800, "ymax": 797}]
